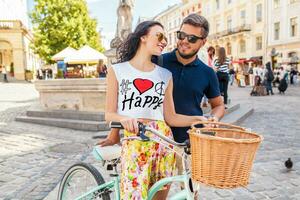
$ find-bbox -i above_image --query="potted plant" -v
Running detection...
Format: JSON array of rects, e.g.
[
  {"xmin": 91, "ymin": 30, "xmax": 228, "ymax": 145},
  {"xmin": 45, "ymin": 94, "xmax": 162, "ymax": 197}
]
[
  {"xmin": 25, "ymin": 69, "xmax": 33, "ymax": 81},
  {"xmin": 56, "ymin": 69, "xmax": 64, "ymax": 79}
]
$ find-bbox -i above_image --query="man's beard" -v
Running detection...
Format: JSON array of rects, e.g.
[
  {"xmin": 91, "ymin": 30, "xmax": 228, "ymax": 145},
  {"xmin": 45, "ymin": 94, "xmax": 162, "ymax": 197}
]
[{"xmin": 177, "ymin": 45, "xmax": 200, "ymax": 59}]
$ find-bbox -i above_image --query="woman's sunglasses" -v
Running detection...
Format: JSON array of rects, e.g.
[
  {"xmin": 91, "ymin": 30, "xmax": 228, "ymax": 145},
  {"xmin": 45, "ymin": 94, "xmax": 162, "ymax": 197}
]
[
  {"xmin": 156, "ymin": 32, "xmax": 168, "ymax": 43},
  {"xmin": 176, "ymin": 31, "xmax": 204, "ymax": 44}
]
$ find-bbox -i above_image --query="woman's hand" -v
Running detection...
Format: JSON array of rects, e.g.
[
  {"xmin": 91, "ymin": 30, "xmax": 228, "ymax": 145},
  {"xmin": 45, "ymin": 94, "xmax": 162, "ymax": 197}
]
[
  {"xmin": 120, "ymin": 118, "xmax": 139, "ymax": 134},
  {"xmin": 97, "ymin": 138, "xmax": 118, "ymax": 146},
  {"xmin": 97, "ymin": 129, "xmax": 120, "ymax": 146}
]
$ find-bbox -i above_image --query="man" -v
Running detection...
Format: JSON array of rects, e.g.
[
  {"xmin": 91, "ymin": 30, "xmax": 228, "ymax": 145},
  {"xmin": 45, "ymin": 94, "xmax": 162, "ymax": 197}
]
[{"xmin": 100, "ymin": 14, "xmax": 224, "ymax": 142}]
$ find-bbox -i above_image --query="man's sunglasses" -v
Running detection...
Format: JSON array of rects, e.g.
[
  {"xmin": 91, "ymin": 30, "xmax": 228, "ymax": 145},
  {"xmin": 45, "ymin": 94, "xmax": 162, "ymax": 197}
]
[
  {"xmin": 156, "ymin": 32, "xmax": 168, "ymax": 43},
  {"xmin": 176, "ymin": 31, "xmax": 204, "ymax": 43}
]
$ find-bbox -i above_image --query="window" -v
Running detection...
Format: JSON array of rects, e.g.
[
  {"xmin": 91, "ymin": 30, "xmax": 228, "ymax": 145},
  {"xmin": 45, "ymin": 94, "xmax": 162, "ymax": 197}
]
[
  {"xmin": 206, "ymin": 3, "xmax": 211, "ymax": 15},
  {"xmin": 240, "ymin": 40, "xmax": 246, "ymax": 53},
  {"xmin": 288, "ymin": 52, "xmax": 297, "ymax": 58},
  {"xmin": 256, "ymin": 36, "xmax": 262, "ymax": 50},
  {"xmin": 240, "ymin": 10, "xmax": 246, "ymax": 26},
  {"xmin": 256, "ymin": 4, "xmax": 262, "ymax": 23},
  {"xmin": 226, "ymin": 43, "xmax": 232, "ymax": 55},
  {"xmin": 290, "ymin": 17, "xmax": 298, "ymax": 37},
  {"xmin": 274, "ymin": 0, "xmax": 280, "ymax": 9},
  {"xmin": 173, "ymin": 32, "xmax": 177, "ymax": 44},
  {"xmin": 216, "ymin": 19, "xmax": 221, "ymax": 33},
  {"xmin": 274, "ymin": 22, "xmax": 280, "ymax": 40},
  {"xmin": 216, "ymin": 0, "xmax": 220, "ymax": 9},
  {"xmin": 227, "ymin": 15, "xmax": 232, "ymax": 31}
]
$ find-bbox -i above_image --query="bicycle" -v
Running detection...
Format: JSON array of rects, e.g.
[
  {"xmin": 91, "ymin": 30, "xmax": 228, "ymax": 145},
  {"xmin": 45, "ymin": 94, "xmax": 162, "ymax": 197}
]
[{"xmin": 58, "ymin": 121, "xmax": 199, "ymax": 200}]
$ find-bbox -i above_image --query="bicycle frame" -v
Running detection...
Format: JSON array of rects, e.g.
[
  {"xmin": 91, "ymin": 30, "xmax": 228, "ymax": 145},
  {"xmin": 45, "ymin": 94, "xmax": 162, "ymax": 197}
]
[
  {"xmin": 73, "ymin": 171, "xmax": 195, "ymax": 200},
  {"xmin": 73, "ymin": 124, "xmax": 197, "ymax": 200},
  {"xmin": 74, "ymin": 176, "xmax": 120, "ymax": 200}
]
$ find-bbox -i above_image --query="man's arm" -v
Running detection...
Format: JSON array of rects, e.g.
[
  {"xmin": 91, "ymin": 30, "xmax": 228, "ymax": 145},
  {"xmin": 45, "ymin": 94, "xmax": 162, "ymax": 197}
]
[{"xmin": 209, "ymin": 96, "xmax": 225, "ymax": 121}]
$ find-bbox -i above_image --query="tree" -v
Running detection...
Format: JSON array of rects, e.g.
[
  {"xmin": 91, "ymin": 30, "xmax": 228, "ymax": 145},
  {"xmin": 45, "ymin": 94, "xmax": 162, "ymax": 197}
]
[{"xmin": 30, "ymin": 0, "xmax": 105, "ymax": 64}]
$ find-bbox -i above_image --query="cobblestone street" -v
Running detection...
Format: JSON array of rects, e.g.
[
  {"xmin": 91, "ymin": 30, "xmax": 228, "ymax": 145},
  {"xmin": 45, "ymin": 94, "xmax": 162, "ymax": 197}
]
[{"xmin": 0, "ymin": 82, "xmax": 300, "ymax": 200}]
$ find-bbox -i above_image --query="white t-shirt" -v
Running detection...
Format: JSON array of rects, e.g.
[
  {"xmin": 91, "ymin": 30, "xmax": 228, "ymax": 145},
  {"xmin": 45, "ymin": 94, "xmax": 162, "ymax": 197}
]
[
  {"xmin": 253, "ymin": 67, "xmax": 259, "ymax": 76},
  {"xmin": 111, "ymin": 61, "xmax": 172, "ymax": 121}
]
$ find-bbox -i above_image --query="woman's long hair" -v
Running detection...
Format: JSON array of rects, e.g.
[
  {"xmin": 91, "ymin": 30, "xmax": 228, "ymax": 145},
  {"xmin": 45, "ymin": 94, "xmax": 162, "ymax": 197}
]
[
  {"xmin": 116, "ymin": 21, "xmax": 164, "ymax": 63},
  {"xmin": 217, "ymin": 47, "xmax": 226, "ymax": 65}
]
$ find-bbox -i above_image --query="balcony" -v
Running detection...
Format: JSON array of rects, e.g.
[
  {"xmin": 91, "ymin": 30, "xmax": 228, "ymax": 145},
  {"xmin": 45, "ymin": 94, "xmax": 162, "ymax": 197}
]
[
  {"xmin": 0, "ymin": 20, "xmax": 24, "ymax": 30},
  {"xmin": 208, "ymin": 24, "xmax": 251, "ymax": 40}
]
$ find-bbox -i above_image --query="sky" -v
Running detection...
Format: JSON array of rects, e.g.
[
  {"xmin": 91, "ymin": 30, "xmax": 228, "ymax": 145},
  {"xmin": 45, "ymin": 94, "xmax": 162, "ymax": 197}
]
[{"xmin": 28, "ymin": 0, "xmax": 181, "ymax": 49}]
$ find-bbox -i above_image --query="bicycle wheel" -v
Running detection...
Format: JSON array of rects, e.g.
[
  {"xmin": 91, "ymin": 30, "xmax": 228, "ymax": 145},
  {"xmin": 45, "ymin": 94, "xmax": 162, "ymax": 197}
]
[{"xmin": 58, "ymin": 162, "xmax": 111, "ymax": 200}]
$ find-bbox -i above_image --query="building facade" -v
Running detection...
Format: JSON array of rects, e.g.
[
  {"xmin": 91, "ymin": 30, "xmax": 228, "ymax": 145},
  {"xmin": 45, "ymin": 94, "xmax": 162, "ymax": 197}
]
[
  {"xmin": 153, "ymin": 4, "xmax": 182, "ymax": 52},
  {"xmin": 153, "ymin": 0, "xmax": 202, "ymax": 51},
  {"xmin": 0, "ymin": 0, "xmax": 43, "ymax": 80},
  {"xmin": 202, "ymin": 0, "xmax": 266, "ymax": 66},
  {"xmin": 267, "ymin": 0, "xmax": 300, "ymax": 70}
]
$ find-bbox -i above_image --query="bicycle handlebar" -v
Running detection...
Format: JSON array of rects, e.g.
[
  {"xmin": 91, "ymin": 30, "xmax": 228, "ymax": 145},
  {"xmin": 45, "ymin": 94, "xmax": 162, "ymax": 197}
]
[{"xmin": 109, "ymin": 121, "xmax": 188, "ymax": 147}]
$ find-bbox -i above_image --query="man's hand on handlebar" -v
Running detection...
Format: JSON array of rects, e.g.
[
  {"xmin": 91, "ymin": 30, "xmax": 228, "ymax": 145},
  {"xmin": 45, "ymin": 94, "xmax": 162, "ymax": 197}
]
[{"xmin": 205, "ymin": 114, "xmax": 220, "ymax": 128}]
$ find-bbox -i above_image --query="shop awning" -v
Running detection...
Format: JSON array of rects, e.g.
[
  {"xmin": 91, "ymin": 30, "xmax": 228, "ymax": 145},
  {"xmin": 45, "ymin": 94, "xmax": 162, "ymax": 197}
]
[
  {"xmin": 248, "ymin": 56, "xmax": 263, "ymax": 62},
  {"xmin": 232, "ymin": 56, "xmax": 263, "ymax": 64},
  {"xmin": 232, "ymin": 59, "xmax": 247, "ymax": 64},
  {"xmin": 64, "ymin": 45, "xmax": 107, "ymax": 64}
]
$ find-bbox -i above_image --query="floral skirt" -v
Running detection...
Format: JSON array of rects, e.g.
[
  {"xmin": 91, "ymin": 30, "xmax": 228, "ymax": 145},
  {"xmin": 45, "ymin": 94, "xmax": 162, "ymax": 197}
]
[{"xmin": 120, "ymin": 120, "xmax": 176, "ymax": 200}]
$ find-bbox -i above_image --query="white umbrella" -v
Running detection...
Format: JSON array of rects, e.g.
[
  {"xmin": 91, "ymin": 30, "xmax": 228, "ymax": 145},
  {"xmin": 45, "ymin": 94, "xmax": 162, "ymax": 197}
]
[
  {"xmin": 52, "ymin": 47, "xmax": 77, "ymax": 61},
  {"xmin": 64, "ymin": 45, "xmax": 107, "ymax": 64}
]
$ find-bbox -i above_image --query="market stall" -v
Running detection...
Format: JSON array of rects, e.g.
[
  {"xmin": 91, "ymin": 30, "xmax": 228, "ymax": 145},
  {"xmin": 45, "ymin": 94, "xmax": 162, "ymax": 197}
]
[{"xmin": 64, "ymin": 45, "xmax": 107, "ymax": 78}]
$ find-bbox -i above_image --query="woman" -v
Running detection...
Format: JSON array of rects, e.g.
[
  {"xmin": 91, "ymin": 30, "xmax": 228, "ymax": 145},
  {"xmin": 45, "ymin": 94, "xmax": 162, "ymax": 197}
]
[
  {"xmin": 214, "ymin": 47, "xmax": 230, "ymax": 105},
  {"xmin": 97, "ymin": 60, "xmax": 107, "ymax": 78},
  {"xmin": 207, "ymin": 46, "xmax": 215, "ymax": 67},
  {"xmin": 105, "ymin": 21, "xmax": 206, "ymax": 200},
  {"xmin": 201, "ymin": 46, "xmax": 215, "ymax": 107}
]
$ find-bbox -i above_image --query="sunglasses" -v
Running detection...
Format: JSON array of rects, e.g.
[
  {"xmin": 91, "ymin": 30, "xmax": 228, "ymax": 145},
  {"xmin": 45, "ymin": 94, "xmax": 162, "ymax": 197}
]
[
  {"xmin": 176, "ymin": 31, "xmax": 204, "ymax": 44},
  {"xmin": 156, "ymin": 32, "xmax": 168, "ymax": 43}
]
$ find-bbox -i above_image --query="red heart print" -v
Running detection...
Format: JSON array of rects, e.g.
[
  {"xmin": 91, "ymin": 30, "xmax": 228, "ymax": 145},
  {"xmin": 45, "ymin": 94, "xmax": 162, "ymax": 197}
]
[{"xmin": 133, "ymin": 79, "xmax": 154, "ymax": 95}]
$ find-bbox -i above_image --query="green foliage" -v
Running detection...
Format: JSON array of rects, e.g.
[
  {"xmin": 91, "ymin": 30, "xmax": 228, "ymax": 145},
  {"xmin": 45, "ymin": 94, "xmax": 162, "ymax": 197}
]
[{"xmin": 30, "ymin": 0, "xmax": 105, "ymax": 64}]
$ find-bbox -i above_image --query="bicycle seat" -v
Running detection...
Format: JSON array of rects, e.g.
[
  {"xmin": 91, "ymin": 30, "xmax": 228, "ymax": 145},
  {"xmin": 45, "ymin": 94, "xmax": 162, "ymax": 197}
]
[{"xmin": 93, "ymin": 145, "xmax": 122, "ymax": 161}]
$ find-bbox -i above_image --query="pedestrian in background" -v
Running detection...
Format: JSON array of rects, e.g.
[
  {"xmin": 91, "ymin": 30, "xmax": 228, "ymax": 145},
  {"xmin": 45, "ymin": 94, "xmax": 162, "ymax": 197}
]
[
  {"xmin": 2, "ymin": 66, "xmax": 8, "ymax": 83},
  {"xmin": 229, "ymin": 66, "xmax": 235, "ymax": 86},
  {"xmin": 248, "ymin": 66, "xmax": 254, "ymax": 86},
  {"xmin": 258, "ymin": 64, "xmax": 265, "ymax": 81},
  {"xmin": 202, "ymin": 46, "xmax": 215, "ymax": 107},
  {"xmin": 97, "ymin": 60, "xmax": 107, "ymax": 78},
  {"xmin": 214, "ymin": 47, "xmax": 230, "ymax": 106},
  {"xmin": 264, "ymin": 62, "xmax": 274, "ymax": 95},
  {"xmin": 290, "ymin": 68, "xmax": 298, "ymax": 85},
  {"xmin": 207, "ymin": 46, "xmax": 215, "ymax": 67}
]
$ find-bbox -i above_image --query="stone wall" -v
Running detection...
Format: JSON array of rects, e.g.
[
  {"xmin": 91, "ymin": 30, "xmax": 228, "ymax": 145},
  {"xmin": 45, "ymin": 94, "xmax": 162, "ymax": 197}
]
[{"xmin": 35, "ymin": 78, "xmax": 107, "ymax": 112}]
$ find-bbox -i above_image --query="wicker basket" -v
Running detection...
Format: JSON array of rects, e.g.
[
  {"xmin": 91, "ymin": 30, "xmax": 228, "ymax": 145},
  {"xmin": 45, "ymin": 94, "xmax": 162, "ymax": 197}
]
[{"xmin": 188, "ymin": 121, "xmax": 263, "ymax": 189}]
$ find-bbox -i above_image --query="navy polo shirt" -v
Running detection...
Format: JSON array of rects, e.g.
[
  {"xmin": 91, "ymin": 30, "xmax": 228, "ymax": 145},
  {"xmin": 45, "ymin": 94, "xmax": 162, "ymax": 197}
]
[{"xmin": 154, "ymin": 49, "xmax": 220, "ymax": 143}]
